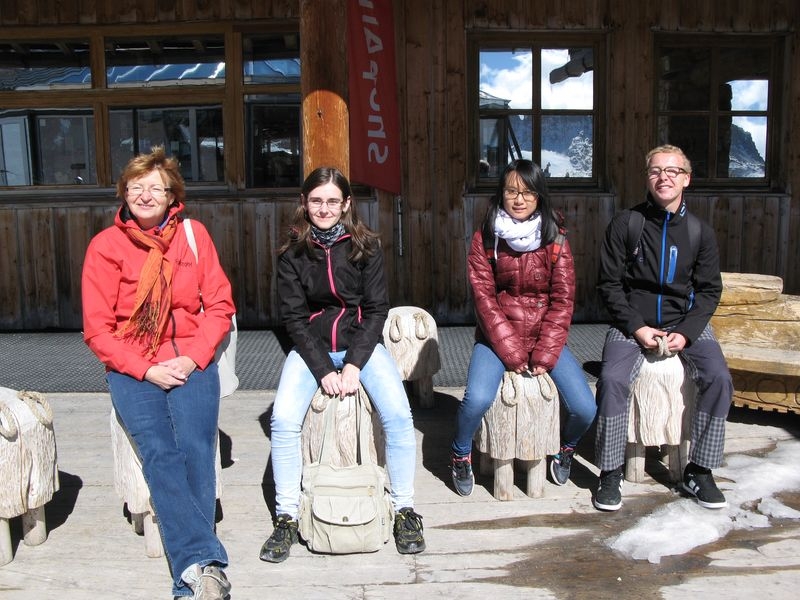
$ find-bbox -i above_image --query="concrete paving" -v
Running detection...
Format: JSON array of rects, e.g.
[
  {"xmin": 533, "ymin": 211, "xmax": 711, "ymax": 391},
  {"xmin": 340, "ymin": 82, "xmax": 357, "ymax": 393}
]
[{"xmin": 1, "ymin": 326, "xmax": 800, "ymax": 599}]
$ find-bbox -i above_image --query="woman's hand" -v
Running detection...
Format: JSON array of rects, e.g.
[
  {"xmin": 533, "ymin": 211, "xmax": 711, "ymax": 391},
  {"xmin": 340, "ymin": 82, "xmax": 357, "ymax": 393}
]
[
  {"xmin": 145, "ymin": 356, "xmax": 197, "ymax": 390},
  {"xmin": 319, "ymin": 364, "xmax": 362, "ymax": 397},
  {"xmin": 320, "ymin": 371, "xmax": 342, "ymax": 396},
  {"xmin": 339, "ymin": 364, "xmax": 361, "ymax": 396}
]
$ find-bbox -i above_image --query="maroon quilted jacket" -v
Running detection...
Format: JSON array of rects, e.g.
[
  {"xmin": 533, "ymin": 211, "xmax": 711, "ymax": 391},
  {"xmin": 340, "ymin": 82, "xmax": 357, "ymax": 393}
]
[{"xmin": 468, "ymin": 229, "xmax": 576, "ymax": 372}]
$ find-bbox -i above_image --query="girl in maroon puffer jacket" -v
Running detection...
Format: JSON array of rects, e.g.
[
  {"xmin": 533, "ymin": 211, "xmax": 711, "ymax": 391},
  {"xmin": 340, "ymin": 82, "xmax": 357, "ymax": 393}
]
[{"xmin": 449, "ymin": 159, "xmax": 596, "ymax": 496}]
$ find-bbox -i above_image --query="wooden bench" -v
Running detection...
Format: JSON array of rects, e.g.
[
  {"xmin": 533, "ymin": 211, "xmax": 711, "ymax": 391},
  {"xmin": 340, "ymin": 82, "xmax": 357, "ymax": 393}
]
[
  {"xmin": 0, "ymin": 388, "xmax": 59, "ymax": 566},
  {"xmin": 625, "ymin": 351, "xmax": 695, "ymax": 484},
  {"xmin": 473, "ymin": 371, "xmax": 560, "ymax": 500},
  {"xmin": 382, "ymin": 306, "xmax": 441, "ymax": 409},
  {"xmin": 710, "ymin": 272, "xmax": 800, "ymax": 415},
  {"xmin": 110, "ymin": 408, "xmax": 223, "ymax": 558}
]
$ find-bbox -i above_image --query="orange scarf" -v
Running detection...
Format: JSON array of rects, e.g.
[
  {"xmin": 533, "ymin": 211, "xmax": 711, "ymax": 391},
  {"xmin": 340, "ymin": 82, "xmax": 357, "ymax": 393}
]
[{"xmin": 114, "ymin": 216, "xmax": 178, "ymax": 357}]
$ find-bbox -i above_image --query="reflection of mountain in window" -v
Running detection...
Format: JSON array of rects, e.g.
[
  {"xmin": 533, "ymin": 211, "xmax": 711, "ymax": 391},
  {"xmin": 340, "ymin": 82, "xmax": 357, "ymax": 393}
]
[{"xmin": 656, "ymin": 41, "xmax": 772, "ymax": 180}]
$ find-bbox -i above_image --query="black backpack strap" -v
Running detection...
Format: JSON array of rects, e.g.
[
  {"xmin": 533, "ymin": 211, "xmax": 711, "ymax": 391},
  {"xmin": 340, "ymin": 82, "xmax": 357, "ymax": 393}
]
[
  {"xmin": 626, "ymin": 209, "xmax": 645, "ymax": 262},
  {"xmin": 686, "ymin": 212, "xmax": 702, "ymax": 262},
  {"xmin": 481, "ymin": 228, "xmax": 497, "ymax": 272}
]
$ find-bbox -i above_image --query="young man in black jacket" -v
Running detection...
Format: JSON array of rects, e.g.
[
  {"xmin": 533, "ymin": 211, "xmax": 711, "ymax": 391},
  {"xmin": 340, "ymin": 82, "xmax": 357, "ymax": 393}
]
[{"xmin": 593, "ymin": 144, "xmax": 733, "ymax": 511}]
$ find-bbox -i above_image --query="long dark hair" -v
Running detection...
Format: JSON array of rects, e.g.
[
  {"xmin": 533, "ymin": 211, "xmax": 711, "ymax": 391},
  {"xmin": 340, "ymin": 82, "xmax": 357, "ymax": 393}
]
[
  {"xmin": 480, "ymin": 159, "xmax": 562, "ymax": 246},
  {"xmin": 280, "ymin": 166, "xmax": 380, "ymax": 263}
]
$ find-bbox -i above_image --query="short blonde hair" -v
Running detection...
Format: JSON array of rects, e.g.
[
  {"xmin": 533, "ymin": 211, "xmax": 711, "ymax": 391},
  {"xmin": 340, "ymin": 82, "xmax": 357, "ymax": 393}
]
[
  {"xmin": 116, "ymin": 146, "xmax": 185, "ymax": 204},
  {"xmin": 646, "ymin": 144, "xmax": 692, "ymax": 173}
]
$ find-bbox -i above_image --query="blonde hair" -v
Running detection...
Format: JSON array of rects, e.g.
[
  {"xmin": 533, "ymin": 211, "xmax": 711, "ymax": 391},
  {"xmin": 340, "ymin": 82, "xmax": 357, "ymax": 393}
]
[
  {"xmin": 646, "ymin": 144, "xmax": 692, "ymax": 173},
  {"xmin": 116, "ymin": 146, "xmax": 185, "ymax": 205}
]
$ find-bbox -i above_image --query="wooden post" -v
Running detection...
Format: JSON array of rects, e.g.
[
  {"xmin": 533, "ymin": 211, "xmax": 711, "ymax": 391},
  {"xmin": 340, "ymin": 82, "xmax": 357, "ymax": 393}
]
[{"xmin": 300, "ymin": 0, "xmax": 350, "ymax": 178}]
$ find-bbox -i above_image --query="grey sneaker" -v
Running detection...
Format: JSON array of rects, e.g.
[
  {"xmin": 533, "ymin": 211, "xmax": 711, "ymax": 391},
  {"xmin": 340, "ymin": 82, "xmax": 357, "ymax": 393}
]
[
  {"xmin": 550, "ymin": 446, "xmax": 575, "ymax": 486},
  {"xmin": 451, "ymin": 452, "xmax": 474, "ymax": 497},
  {"xmin": 195, "ymin": 566, "xmax": 231, "ymax": 600},
  {"xmin": 259, "ymin": 513, "xmax": 298, "ymax": 563},
  {"xmin": 181, "ymin": 564, "xmax": 231, "ymax": 600},
  {"xmin": 682, "ymin": 464, "xmax": 727, "ymax": 509},
  {"xmin": 594, "ymin": 467, "xmax": 623, "ymax": 511}
]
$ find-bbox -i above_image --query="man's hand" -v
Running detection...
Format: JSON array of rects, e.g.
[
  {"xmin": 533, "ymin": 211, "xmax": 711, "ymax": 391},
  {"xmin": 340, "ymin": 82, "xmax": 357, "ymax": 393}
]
[
  {"xmin": 633, "ymin": 326, "xmax": 669, "ymax": 350},
  {"xmin": 664, "ymin": 331, "xmax": 688, "ymax": 353}
]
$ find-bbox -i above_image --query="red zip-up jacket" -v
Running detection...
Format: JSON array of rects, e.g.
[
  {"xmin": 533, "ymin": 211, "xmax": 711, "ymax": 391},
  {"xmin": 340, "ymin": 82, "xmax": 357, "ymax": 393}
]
[
  {"xmin": 277, "ymin": 234, "xmax": 389, "ymax": 384},
  {"xmin": 468, "ymin": 229, "xmax": 575, "ymax": 372},
  {"xmin": 82, "ymin": 205, "xmax": 235, "ymax": 381}
]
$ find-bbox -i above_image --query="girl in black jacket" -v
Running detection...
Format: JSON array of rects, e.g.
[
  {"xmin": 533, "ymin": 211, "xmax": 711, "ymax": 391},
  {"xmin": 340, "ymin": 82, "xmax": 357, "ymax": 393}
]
[{"xmin": 259, "ymin": 167, "xmax": 425, "ymax": 562}]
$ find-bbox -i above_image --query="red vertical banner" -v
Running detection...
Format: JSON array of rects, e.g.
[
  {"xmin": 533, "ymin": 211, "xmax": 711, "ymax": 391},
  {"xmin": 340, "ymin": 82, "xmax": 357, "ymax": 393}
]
[{"xmin": 347, "ymin": 0, "xmax": 402, "ymax": 194}]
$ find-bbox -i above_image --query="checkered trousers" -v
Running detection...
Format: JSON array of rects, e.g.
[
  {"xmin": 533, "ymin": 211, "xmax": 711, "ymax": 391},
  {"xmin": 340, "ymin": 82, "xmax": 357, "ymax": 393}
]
[{"xmin": 594, "ymin": 325, "xmax": 732, "ymax": 471}]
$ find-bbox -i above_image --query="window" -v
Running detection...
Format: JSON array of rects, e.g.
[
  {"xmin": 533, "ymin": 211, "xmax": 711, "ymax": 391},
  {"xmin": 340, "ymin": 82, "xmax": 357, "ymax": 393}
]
[
  {"xmin": 0, "ymin": 40, "xmax": 91, "ymax": 91},
  {"xmin": 0, "ymin": 27, "xmax": 302, "ymax": 192},
  {"xmin": 245, "ymin": 95, "xmax": 301, "ymax": 187},
  {"xmin": 243, "ymin": 33, "xmax": 301, "ymax": 188},
  {"xmin": 471, "ymin": 35, "xmax": 602, "ymax": 186},
  {"xmin": 105, "ymin": 36, "xmax": 226, "ymax": 87},
  {"xmin": 0, "ymin": 109, "xmax": 95, "ymax": 185},
  {"xmin": 655, "ymin": 36, "xmax": 781, "ymax": 183},
  {"xmin": 109, "ymin": 106, "xmax": 223, "ymax": 183}
]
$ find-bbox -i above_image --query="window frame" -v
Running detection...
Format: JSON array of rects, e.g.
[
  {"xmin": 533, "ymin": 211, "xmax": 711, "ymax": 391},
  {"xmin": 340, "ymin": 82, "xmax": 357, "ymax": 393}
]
[
  {"xmin": 467, "ymin": 31, "xmax": 606, "ymax": 191},
  {"xmin": 0, "ymin": 22, "xmax": 301, "ymax": 195},
  {"xmin": 653, "ymin": 34, "xmax": 785, "ymax": 189}
]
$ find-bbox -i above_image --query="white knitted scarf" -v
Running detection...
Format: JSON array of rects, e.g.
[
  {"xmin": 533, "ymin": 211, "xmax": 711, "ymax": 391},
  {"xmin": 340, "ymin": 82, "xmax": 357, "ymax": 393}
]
[{"xmin": 493, "ymin": 208, "xmax": 542, "ymax": 253}]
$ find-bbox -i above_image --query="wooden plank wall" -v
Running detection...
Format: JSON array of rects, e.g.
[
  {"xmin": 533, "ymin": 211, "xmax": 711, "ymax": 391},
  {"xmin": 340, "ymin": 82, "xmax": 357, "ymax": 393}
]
[
  {"xmin": 0, "ymin": 0, "xmax": 798, "ymax": 330},
  {"xmin": 0, "ymin": 195, "xmax": 378, "ymax": 330},
  {"xmin": 394, "ymin": 0, "xmax": 800, "ymax": 322}
]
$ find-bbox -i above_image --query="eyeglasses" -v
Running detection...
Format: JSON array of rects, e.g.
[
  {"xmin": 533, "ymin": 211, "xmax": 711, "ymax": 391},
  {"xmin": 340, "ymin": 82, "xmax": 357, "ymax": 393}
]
[
  {"xmin": 126, "ymin": 184, "xmax": 171, "ymax": 199},
  {"xmin": 307, "ymin": 198, "xmax": 345, "ymax": 210},
  {"xmin": 503, "ymin": 188, "xmax": 537, "ymax": 202},
  {"xmin": 646, "ymin": 166, "xmax": 688, "ymax": 179}
]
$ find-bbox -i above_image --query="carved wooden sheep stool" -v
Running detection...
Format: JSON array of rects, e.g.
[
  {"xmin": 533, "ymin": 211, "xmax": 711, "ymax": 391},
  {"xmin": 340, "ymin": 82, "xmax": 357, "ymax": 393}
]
[
  {"xmin": 382, "ymin": 306, "xmax": 441, "ymax": 408},
  {"xmin": 110, "ymin": 408, "xmax": 223, "ymax": 558},
  {"xmin": 301, "ymin": 385, "xmax": 384, "ymax": 467},
  {"xmin": 1, "ymin": 388, "xmax": 59, "ymax": 566},
  {"xmin": 625, "ymin": 344, "xmax": 695, "ymax": 484},
  {"xmin": 474, "ymin": 372, "xmax": 560, "ymax": 500}
]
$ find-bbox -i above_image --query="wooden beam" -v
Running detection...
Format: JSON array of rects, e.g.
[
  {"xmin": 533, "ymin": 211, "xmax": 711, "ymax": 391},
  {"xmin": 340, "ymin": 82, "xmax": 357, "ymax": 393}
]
[{"xmin": 300, "ymin": 0, "xmax": 349, "ymax": 178}]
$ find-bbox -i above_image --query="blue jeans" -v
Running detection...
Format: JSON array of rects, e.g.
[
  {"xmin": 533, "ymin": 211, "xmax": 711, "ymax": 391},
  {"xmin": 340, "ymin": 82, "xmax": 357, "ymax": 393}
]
[
  {"xmin": 270, "ymin": 344, "xmax": 417, "ymax": 518},
  {"xmin": 452, "ymin": 342, "xmax": 597, "ymax": 456},
  {"xmin": 107, "ymin": 365, "xmax": 228, "ymax": 597}
]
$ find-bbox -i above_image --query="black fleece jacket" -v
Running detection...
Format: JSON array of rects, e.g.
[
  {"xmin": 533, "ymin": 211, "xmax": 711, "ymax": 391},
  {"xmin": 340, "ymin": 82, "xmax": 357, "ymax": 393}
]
[
  {"xmin": 277, "ymin": 234, "xmax": 389, "ymax": 383},
  {"xmin": 597, "ymin": 195, "xmax": 722, "ymax": 344}
]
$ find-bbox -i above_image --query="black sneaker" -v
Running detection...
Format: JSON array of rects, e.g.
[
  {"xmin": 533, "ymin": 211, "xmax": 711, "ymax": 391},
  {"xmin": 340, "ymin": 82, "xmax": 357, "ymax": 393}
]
[
  {"xmin": 550, "ymin": 446, "xmax": 575, "ymax": 486},
  {"xmin": 451, "ymin": 452, "xmax": 474, "ymax": 497},
  {"xmin": 259, "ymin": 513, "xmax": 298, "ymax": 563},
  {"xmin": 593, "ymin": 467, "xmax": 623, "ymax": 511},
  {"xmin": 682, "ymin": 464, "xmax": 727, "ymax": 509},
  {"xmin": 393, "ymin": 507, "xmax": 426, "ymax": 554}
]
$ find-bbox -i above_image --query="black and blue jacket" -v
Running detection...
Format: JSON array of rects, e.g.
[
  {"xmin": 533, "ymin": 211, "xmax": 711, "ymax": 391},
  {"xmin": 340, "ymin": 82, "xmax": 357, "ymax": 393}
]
[{"xmin": 597, "ymin": 195, "xmax": 722, "ymax": 344}]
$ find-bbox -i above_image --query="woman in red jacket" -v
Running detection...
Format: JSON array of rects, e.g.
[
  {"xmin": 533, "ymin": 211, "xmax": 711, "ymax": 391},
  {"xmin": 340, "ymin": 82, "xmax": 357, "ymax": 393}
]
[
  {"xmin": 82, "ymin": 147, "xmax": 234, "ymax": 600},
  {"xmin": 450, "ymin": 159, "xmax": 596, "ymax": 496}
]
